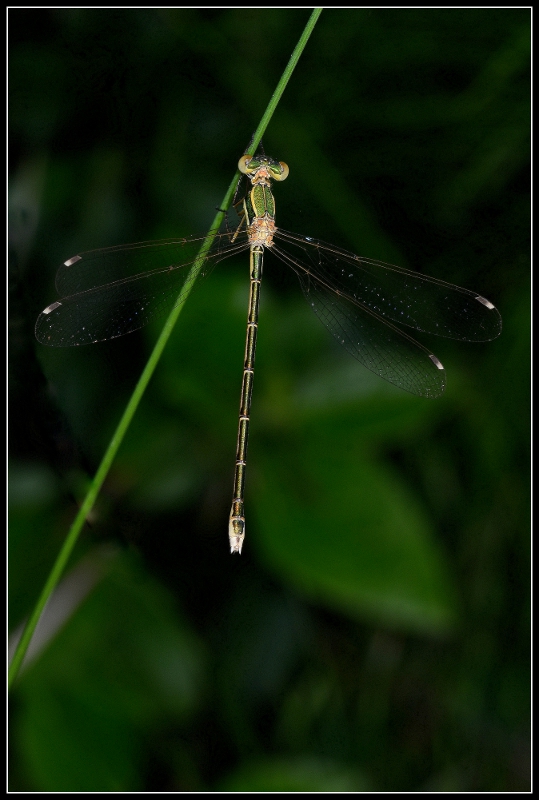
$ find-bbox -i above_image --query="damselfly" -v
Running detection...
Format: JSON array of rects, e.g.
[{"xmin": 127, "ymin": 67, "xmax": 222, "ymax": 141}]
[{"xmin": 36, "ymin": 153, "xmax": 502, "ymax": 554}]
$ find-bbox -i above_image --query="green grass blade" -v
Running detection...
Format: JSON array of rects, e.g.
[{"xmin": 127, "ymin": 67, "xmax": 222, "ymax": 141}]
[{"xmin": 9, "ymin": 8, "xmax": 323, "ymax": 689}]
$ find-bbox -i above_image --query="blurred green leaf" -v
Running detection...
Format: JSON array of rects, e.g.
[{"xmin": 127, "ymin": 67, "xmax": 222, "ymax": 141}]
[
  {"xmin": 254, "ymin": 431, "xmax": 458, "ymax": 634},
  {"xmin": 218, "ymin": 756, "xmax": 370, "ymax": 791},
  {"xmin": 14, "ymin": 550, "xmax": 205, "ymax": 791}
]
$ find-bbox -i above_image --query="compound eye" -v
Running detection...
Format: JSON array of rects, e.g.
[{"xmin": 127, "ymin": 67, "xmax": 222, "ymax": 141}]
[
  {"xmin": 273, "ymin": 161, "xmax": 289, "ymax": 181},
  {"xmin": 238, "ymin": 155, "xmax": 253, "ymax": 174}
]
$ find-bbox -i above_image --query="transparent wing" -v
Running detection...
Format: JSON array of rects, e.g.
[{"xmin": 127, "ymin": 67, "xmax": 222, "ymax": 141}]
[
  {"xmin": 274, "ymin": 229, "xmax": 502, "ymax": 342},
  {"xmin": 36, "ymin": 233, "xmax": 249, "ymax": 347},
  {"xmin": 289, "ymin": 265, "xmax": 446, "ymax": 398}
]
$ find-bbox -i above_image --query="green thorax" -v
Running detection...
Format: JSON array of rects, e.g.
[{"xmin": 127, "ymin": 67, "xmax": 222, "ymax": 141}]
[{"xmin": 247, "ymin": 182, "xmax": 276, "ymax": 223}]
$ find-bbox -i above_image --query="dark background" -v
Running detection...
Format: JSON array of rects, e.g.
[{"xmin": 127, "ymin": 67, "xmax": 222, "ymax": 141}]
[{"xmin": 9, "ymin": 8, "xmax": 530, "ymax": 791}]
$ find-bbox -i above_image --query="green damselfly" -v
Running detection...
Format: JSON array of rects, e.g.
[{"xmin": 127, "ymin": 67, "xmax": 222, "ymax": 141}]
[{"xmin": 36, "ymin": 153, "xmax": 502, "ymax": 553}]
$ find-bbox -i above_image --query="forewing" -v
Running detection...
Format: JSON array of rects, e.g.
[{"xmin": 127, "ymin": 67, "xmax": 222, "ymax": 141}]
[
  {"xmin": 275, "ymin": 230, "xmax": 502, "ymax": 342},
  {"xmin": 36, "ymin": 234, "xmax": 249, "ymax": 347}
]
